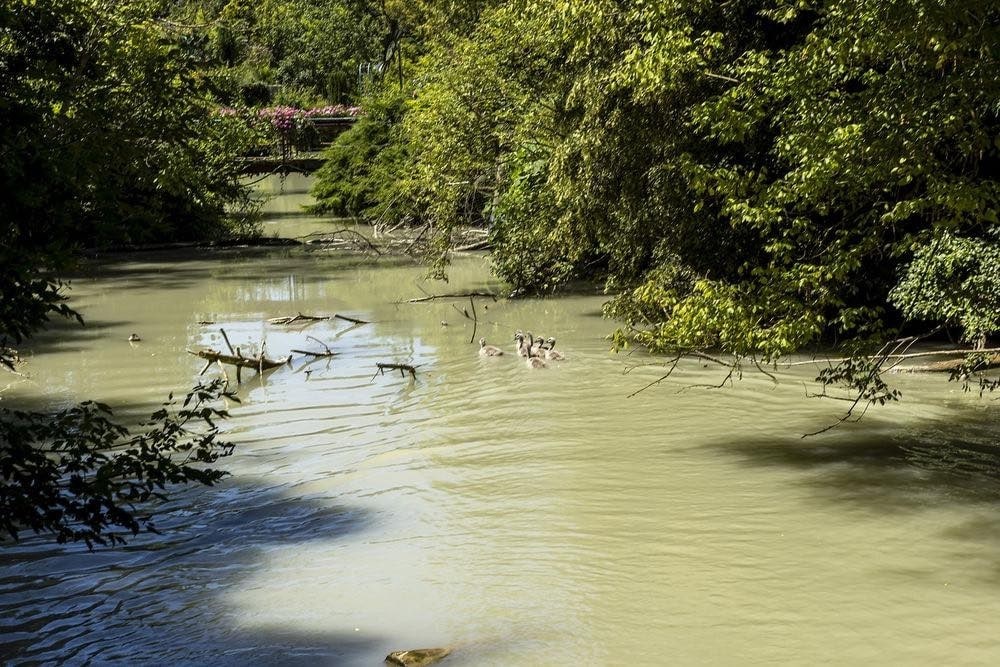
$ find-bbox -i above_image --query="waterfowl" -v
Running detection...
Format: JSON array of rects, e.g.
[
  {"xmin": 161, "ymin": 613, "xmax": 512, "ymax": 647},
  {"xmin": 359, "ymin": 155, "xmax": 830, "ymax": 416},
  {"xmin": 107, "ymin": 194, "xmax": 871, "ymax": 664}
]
[
  {"xmin": 529, "ymin": 334, "xmax": 546, "ymax": 358},
  {"xmin": 544, "ymin": 337, "xmax": 565, "ymax": 361},
  {"xmin": 128, "ymin": 333, "xmax": 141, "ymax": 342},
  {"xmin": 479, "ymin": 337, "xmax": 504, "ymax": 356},
  {"xmin": 514, "ymin": 331, "xmax": 530, "ymax": 357},
  {"xmin": 526, "ymin": 355, "xmax": 548, "ymax": 369}
]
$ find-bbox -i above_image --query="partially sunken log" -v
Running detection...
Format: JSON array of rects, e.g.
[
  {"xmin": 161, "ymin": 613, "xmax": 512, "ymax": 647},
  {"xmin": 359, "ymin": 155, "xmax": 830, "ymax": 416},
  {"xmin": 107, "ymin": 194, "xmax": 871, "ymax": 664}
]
[
  {"xmin": 376, "ymin": 362, "xmax": 418, "ymax": 379},
  {"xmin": 385, "ymin": 648, "xmax": 452, "ymax": 667},
  {"xmin": 268, "ymin": 313, "xmax": 330, "ymax": 325},
  {"xmin": 897, "ymin": 354, "xmax": 1000, "ymax": 374},
  {"xmin": 187, "ymin": 349, "xmax": 291, "ymax": 372},
  {"xmin": 268, "ymin": 312, "xmax": 370, "ymax": 326}
]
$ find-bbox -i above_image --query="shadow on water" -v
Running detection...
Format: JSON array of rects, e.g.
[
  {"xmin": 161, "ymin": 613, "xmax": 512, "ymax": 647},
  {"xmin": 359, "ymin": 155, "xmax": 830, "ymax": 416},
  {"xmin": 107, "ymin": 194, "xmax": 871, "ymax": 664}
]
[
  {"xmin": 23, "ymin": 318, "xmax": 137, "ymax": 358},
  {"xmin": 0, "ymin": 479, "xmax": 383, "ymax": 665},
  {"xmin": 711, "ymin": 414, "xmax": 1000, "ymax": 512}
]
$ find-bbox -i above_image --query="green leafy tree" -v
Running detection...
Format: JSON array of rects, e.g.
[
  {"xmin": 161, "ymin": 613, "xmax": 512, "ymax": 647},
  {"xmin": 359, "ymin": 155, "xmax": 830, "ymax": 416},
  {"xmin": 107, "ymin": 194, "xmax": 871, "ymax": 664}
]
[
  {"xmin": 1, "ymin": 0, "xmax": 252, "ymax": 546},
  {"xmin": 1, "ymin": 383, "xmax": 238, "ymax": 548},
  {"xmin": 330, "ymin": 0, "xmax": 998, "ymax": 410}
]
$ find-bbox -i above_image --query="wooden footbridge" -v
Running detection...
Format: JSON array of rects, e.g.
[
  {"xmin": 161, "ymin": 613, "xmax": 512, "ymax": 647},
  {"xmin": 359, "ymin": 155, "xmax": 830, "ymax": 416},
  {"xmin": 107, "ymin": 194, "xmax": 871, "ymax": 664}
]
[{"xmin": 238, "ymin": 115, "xmax": 357, "ymax": 175}]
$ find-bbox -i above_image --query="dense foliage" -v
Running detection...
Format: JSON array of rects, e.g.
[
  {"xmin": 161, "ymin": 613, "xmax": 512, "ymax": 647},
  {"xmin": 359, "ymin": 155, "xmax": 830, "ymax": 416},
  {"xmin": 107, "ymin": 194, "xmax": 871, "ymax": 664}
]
[
  {"xmin": 309, "ymin": 94, "xmax": 409, "ymax": 219},
  {"xmin": 1, "ymin": 0, "xmax": 257, "ymax": 372},
  {"xmin": 1, "ymin": 0, "xmax": 252, "ymax": 546},
  {"xmin": 321, "ymin": 0, "xmax": 999, "ymax": 366}
]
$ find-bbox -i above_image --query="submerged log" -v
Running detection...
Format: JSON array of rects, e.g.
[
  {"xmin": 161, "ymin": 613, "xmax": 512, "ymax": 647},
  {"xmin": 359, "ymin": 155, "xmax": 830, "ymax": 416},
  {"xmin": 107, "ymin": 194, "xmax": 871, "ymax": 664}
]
[
  {"xmin": 268, "ymin": 312, "xmax": 370, "ymax": 326},
  {"xmin": 896, "ymin": 354, "xmax": 1000, "ymax": 374},
  {"xmin": 406, "ymin": 291, "xmax": 498, "ymax": 303},
  {"xmin": 385, "ymin": 648, "xmax": 452, "ymax": 667},
  {"xmin": 187, "ymin": 349, "xmax": 291, "ymax": 372},
  {"xmin": 268, "ymin": 313, "xmax": 330, "ymax": 325}
]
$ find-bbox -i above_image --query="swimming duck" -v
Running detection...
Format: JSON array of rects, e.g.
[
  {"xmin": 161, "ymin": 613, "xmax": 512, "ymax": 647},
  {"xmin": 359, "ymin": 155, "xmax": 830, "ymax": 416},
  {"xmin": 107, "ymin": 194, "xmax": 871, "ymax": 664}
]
[
  {"xmin": 479, "ymin": 337, "xmax": 504, "ymax": 356},
  {"xmin": 544, "ymin": 337, "xmax": 565, "ymax": 361}
]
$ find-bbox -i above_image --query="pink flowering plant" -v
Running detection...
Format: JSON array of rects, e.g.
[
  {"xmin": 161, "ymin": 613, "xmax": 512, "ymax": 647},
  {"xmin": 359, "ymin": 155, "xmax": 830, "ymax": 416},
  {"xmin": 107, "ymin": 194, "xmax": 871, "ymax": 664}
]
[{"xmin": 215, "ymin": 105, "xmax": 363, "ymax": 157}]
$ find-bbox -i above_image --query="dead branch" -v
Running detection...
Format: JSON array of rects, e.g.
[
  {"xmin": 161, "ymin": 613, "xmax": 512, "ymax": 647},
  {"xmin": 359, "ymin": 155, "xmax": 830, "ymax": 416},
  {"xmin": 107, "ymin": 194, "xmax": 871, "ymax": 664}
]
[
  {"xmin": 783, "ymin": 346, "xmax": 1000, "ymax": 367},
  {"xmin": 468, "ymin": 295, "xmax": 478, "ymax": 344},
  {"xmin": 627, "ymin": 355, "xmax": 683, "ymax": 398},
  {"xmin": 334, "ymin": 313, "xmax": 369, "ymax": 325},
  {"xmin": 452, "ymin": 239, "xmax": 491, "ymax": 252},
  {"xmin": 268, "ymin": 312, "xmax": 369, "ymax": 326},
  {"xmin": 268, "ymin": 313, "xmax": 330, "ymax": 325},
  {"xmin": 896, "ymin": 354, "xmax": 1000, "ymax": 374},
  {"xmin": 187, "ymin": 349, "xmax": 290, "ymax": 374},
  {"xmin": 301, "ymin": 228, "xmax": 384, "ymax": 255},
  {"xmin": 406, "ymin": 291, "xmax": 498, "ymax": 303},
  {"xmin": 374, "ymin": 362, "xmax": 418, "ymax": 379},
  {"xmin": 219, "ymin": 328, "xmax": 236, "ymax": 355},
  {"xmin": 291, "ymin": 335, "xmax": 336, "ymax": 357}
]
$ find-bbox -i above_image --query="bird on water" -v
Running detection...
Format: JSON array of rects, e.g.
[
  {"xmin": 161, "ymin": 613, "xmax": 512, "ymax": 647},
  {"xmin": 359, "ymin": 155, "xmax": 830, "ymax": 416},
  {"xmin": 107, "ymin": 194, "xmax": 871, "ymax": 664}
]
[{"xmin": 479, "ymin": 337, "xmax": 504, "ymax": 356}]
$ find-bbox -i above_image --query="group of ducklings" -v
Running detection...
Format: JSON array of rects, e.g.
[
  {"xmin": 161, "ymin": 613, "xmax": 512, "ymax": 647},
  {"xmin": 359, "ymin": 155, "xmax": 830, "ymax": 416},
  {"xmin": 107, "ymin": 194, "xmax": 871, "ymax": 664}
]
[{"xmin": 478, "ymin": 330, "xmax": 565, "ymax": 368}]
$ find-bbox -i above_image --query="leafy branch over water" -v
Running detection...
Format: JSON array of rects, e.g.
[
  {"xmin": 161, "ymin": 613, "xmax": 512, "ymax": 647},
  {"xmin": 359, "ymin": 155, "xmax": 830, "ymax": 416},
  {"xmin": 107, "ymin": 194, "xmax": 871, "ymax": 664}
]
[{"xmin": 0, "ymin": 381, "xmax": 239, "ymax": 549}]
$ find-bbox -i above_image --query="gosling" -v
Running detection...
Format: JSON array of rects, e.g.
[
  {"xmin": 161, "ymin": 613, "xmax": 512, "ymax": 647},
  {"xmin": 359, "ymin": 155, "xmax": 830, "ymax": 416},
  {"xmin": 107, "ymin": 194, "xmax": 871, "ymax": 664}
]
[
  {"xmin": 479, "ymin": 337, "xmax": 504, "ymax": 357},
  {"xmin": 529, "ymin": 334, "xmax": 546, "ymax": 358},
  {"xmin": 544, "ymin": 337, "xmax": 565, "ymax": 361},
  {"xmin": 128, "ymin": 333, "xmax": 141, "ymax": 342},
  {"xmin": 525, "ymin": 331, "xmax": 546, "ymax": 358},
  {"xmin": 526, "ymin": 355, "xmax": 548, "ymax": 369},
  {"xmin": 514, "ymin": 331, "xmax": 530, "ymax": 358}
]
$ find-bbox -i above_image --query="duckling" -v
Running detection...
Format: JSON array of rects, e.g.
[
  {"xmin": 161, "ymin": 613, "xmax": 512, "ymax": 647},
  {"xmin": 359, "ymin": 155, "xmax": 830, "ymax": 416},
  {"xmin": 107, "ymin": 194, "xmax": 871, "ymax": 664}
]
[
  {"xmin": 128, "ymin": 333, "xmax": 141, "ymax": 342},
  {"xmin": 479, "ymin": 337, "xmax": 504, "ymax": 357},
  {"xmin": 526, "ymin": 355, "xmax": 548, "ymax": 369},
  {"xmin": 544, "ymin": 337, "xmax": 565, "ymax": 361},
  {"xmin": 514, "ymin": 331, "xmax": 530, "ymax": 357}
]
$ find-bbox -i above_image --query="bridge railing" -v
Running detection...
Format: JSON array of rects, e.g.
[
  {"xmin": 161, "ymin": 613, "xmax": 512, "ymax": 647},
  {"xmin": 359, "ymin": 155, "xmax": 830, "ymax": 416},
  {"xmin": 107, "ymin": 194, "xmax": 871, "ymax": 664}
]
[{"xmin": 217, "ymin": 106, "xmax": 362, "ymax": 159}]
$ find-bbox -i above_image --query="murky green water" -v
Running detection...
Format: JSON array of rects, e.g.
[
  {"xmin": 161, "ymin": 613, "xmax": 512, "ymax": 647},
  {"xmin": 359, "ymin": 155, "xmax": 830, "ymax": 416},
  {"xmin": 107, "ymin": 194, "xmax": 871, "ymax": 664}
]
[{"xmin": 2, "ymin": 178, "xmax": 999, "ymax": 665}]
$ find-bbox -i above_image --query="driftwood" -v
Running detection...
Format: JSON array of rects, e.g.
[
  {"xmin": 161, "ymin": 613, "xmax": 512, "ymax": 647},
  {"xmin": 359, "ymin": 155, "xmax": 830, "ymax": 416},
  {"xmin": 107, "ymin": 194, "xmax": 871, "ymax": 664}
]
[
  {"xmin": 406, "ymin": 291, "xmax": 498, "ymax": 303},
  {"xmin": 187, "ymin": 349, "xmax": 291, "ymax": 372},
  {"xmin": 375, "ymin": 362, "xmax": 418, "ymax": 379},
  {"xmin": 268, "ymin": 313, "xmax": 329, "ymax": 325},
  {"xmin": 333, "ymin": 313, "xmax": 369, "ymax": 325},
  {"xmin": 784, "ymin": 347, "xmax": 1000, "ymax": 368},
  {"xmin": 268, "ymin": 312, "xmax": 370, "ymax": 326},
  {"xmin": 896, "ymin": 354, "xmax": 1000, "ymax": 374},
  {"xmin": 188, "ymin": 327, "xmax": 290, "ymax": 383},
  {"xmin": 291, "ymin": 349, "xmax": 337, "ymax": 358},
  {"xmin": 291, "ymin": 336, "xmax": 337, "ymax": 358}
]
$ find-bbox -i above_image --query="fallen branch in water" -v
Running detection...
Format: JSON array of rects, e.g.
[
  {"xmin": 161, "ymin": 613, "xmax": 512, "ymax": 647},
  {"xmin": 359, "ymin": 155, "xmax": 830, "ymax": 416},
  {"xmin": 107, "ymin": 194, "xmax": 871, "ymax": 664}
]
[
  {"xmin": 268, "ymin": 312, "xmax": 370, "ymax": 326},
  {"xmin": 187, "ymin": 349, "xmax": 291, "ymax": 373},
  {"xmin": 895, "ymin": 354, "xmax": 1000, "ymax": 374},
  {"xmin": 406, "ymin": 291, "xmax": 498, "ymax": 303},
  {"xmin": 783, "ymin": 347, "xmax": 1000, "ymax": 367},
  {"xmin": 268, "ymin": 313, "xmax": 330, "ymax": 325},
  {"xmin": 334, "ymin": 313, "xmax": 369, "ymax": 325},
  {"xmin": 451, "ymin": 239, "xmax": 491, "ymax": 252},
  {"xmin": 374, "ymin": 362, "xmax": 418, "ymax": 379},
  {"xmin": 291, "ymin": 335, "xmax": 337, "ymax": 358}
]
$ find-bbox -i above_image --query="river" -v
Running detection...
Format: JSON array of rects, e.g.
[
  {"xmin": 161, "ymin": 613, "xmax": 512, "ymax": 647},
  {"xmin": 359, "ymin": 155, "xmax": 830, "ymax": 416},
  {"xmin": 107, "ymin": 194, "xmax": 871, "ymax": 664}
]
[{"xmin": 2, "ymin": 176, "xmax": 999, "ymax": 665}]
